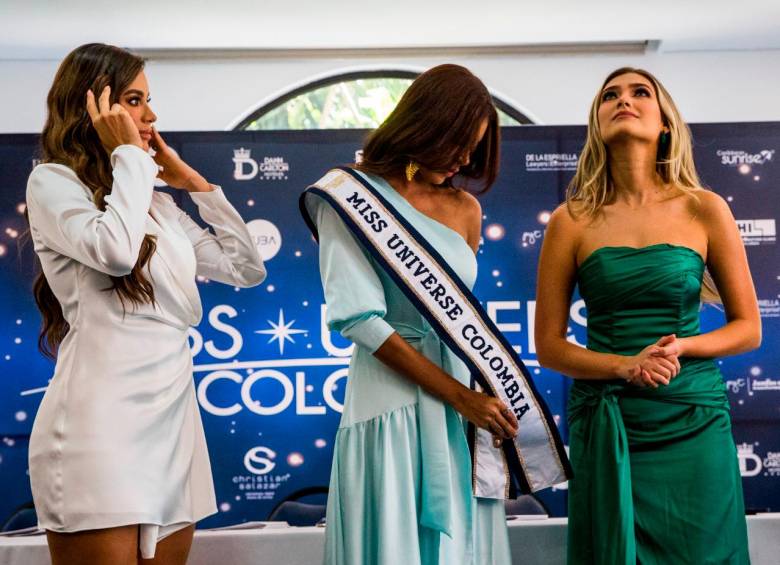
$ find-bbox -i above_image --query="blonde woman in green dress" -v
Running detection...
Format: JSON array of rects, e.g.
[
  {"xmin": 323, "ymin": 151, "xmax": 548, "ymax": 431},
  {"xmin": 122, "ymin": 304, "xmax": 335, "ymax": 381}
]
[{"xmin": 535, "ymin": 67, "xmax": 760, "ymax": 564}]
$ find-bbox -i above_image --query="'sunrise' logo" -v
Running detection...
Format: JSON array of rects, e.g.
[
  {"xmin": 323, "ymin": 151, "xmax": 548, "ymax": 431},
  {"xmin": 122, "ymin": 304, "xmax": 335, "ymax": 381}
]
[{"xmin": 717, "ymin": 149, "xmax": 775, "ymax": 167}]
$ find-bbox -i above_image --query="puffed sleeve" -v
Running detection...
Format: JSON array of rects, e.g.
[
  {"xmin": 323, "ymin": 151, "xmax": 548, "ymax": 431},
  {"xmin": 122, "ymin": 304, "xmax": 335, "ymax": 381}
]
[
  {"xmin": 25, "ymin": 144, "xmax": 156, "ymax": 276},
  {"xmin": 172, "ymin": 187, "xmax": 266, "ymax": 287},
  {"xmin": 305, "ymin": 193, "xmax": 395, "ymax": 353}
]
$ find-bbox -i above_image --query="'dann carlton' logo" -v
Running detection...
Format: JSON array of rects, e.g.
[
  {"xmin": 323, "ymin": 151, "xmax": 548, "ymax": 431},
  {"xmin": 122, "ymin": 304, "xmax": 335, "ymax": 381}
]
[{"xmin": 233, "ymin": 148, "xmax": 290, "ymax": 181}]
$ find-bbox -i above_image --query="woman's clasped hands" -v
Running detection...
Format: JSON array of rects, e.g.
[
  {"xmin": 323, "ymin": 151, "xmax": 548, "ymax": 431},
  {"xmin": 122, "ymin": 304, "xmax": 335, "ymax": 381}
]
[{"xmin": 618, "ymin": 334, "xmax": 683, "ymax": 388}]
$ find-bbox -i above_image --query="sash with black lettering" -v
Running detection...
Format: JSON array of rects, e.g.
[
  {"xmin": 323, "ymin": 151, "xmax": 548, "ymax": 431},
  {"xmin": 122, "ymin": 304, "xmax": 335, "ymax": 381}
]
[{"xmin": 300, "ymin": 167, "xmax": 571, "ymax": 498}]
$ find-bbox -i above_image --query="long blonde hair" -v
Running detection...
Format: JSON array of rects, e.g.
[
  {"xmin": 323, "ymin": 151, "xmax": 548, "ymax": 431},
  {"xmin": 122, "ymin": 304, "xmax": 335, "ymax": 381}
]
[{"xmin": 567, "ymin": 67, "xmax": 720, "ymax": 302}]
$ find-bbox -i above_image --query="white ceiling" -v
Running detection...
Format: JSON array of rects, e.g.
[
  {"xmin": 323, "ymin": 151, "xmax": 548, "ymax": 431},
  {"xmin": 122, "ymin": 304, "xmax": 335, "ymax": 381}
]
[{"xmin": 1, "ymin": 0, "xmax": 779, "ymax": 60}]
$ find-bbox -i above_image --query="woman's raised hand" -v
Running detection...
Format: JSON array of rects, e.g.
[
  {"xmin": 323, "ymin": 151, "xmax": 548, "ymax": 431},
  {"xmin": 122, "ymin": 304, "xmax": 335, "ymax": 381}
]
[
  {"xmin": 86, "ymin": 86, "xmax": 142, "ymax": 152},
  {"xmin": 149, "ymin": 128, "xmax": 211, "ymax": 192}
]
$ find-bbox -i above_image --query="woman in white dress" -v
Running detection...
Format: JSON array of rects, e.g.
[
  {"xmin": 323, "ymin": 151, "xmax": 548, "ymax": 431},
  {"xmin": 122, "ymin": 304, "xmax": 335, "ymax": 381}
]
[{"xmin": 25, "ymin": 43, "xmax": 266, "ymax": 564}]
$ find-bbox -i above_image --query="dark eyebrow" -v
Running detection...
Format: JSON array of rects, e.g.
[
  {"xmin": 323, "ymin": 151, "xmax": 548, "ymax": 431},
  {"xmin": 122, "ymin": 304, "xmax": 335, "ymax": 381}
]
[
  {"xmin": 602, "ymin": 82, "xmax": 653, "ymax": 93},
  {"xmin": 122, "ymin": 89, "xmax": 147, "ymax": 97}
]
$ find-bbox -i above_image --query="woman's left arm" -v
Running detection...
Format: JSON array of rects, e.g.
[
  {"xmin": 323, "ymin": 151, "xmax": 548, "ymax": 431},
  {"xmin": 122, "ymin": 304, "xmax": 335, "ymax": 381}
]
[
  {"xmin": 673, "ymin": 191, "xmax": 761, "ymax": 358},
  {"xmin": 178, "ymin": 189, "xmax": 266, "ymax": 287},
  {"xmin": 151, "ymin": 128, "xmax": 266, "ymax": 287}
]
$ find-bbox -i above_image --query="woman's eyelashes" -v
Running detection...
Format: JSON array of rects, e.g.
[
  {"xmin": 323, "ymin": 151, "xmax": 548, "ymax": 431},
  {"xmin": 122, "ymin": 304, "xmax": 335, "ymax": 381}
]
[
  {"xmin": 124, "ymin": 96, "xmax": 151, "ymax": 107},
  {"xmin": 601, "ymin": 87, "xmax": 652, "ymax": 102}
]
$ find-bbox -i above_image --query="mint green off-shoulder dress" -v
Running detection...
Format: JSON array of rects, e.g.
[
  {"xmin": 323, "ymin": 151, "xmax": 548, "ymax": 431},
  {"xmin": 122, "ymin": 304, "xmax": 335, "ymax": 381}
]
[
  {"xmin": 304, "ymin": 171, "xmax": 511, "ymax": 565},
  {"xmin": 567, "ymin": 245, "xmax": 750, "ymax": 564}
]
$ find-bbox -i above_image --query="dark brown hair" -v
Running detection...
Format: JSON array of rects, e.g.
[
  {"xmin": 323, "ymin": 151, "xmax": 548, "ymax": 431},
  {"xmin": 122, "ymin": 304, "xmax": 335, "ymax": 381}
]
[
  {"xmin": 33, "ymin": 43, "xmax": 157, "ymax": 358},
  {"xmin": 358, "ymin": 64, "xmax": 500, "ymax": 194}
]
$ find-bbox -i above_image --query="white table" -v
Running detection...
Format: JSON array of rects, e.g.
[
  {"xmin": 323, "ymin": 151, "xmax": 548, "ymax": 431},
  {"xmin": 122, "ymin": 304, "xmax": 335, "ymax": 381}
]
[{"xmin": 1, "ymin": 515, "xmax": 777, "ymax": 564}]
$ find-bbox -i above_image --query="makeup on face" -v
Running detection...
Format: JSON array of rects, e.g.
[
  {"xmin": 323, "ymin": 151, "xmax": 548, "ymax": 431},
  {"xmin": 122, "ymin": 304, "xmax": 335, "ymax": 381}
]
[{"xmin": 120, "ymin": 72, "xmax": 156, "ymax": 149}]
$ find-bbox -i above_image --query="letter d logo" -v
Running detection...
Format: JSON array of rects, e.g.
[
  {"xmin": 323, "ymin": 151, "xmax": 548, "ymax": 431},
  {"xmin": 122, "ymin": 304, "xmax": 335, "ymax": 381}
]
[
  {"xmin": 233, "ymin": 147, "xmax": 259, "ymax": 180},
  {"xmin": 738, "ymin": 451, "xmax": 762, "ymax": 477}
]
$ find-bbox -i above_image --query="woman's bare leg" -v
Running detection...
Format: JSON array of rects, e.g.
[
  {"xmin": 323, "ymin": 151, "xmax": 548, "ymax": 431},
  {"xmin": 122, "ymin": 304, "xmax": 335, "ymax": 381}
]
[
  {"xmin": 140, "ymin": 524, "xmax": 195, "ymax": 565},
  {"xmin": 47, "ymin": 525, "xmax": 139, "ymax": 565}
]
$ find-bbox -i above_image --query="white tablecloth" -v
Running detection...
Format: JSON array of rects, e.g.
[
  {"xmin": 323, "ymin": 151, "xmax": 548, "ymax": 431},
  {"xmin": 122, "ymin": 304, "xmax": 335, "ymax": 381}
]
[{"xmin": 0, "ymin": 514, "xmax": 777, "ymax": 564}]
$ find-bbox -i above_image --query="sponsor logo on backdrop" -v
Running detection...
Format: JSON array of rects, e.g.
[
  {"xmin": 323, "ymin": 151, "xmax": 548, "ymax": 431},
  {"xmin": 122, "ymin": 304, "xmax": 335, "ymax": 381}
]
[
  {"xmin": 233, "ymin": 148, "xmax": 290, "ymax": 181},
  {"xmin": 737, "ymin": 443, "xmax": 780, "ymax": 478},
  {"xmin": 738, "ymin": 443, "xmax": 764, "ymax": 477},
  {"xmin": 245, "ymin": 219, "xmax": 282, "ymax": 260},
  {"xmin": 717, "ymin": 149, "xmax": 775, "ymax": 167},
  {"xmin": 765, "ymin": 452, "xmax": 780, "ymax": 477},
  {"xmin": 726, "ymin": 378, "xmax": 748, "ymax": 394},
  {"xmin": 752, "ymin": 378, "xmax": 780, "ymax": 392},
  {"xmin": 521, "ymin": 230, "xmax": 543, "ymax": 247},
  {"xmin": 726, "ymin": 369, "xmax": 780, "ymax": 397},
  {"xmin": 233, "ymin": 446, "xmax": 293, "ymax": 501},
  {"xmin": 244, "ymin": 446, "xmax": 277, "ymax": 474},
  {"xmin": 759, "ymin": 298, "xmax": 780, "ymax": 318},
  {"xmin": 525, "ymin": 152, "xmax": 578, "ymax": 172},
  {"xmin": 736, "ymin": 219, "xmax": 776, "ymax": 246}
]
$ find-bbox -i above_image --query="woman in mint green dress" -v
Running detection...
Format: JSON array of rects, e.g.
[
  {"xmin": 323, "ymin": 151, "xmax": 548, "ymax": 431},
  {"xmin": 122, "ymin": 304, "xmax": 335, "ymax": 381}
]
[
  {"xmin": 535, "ymin": 67, "xmax": 761, "ymax": 564},
  {"xmin": 303, "ymin": 65, "xmax": 517, "ymax": 565}
]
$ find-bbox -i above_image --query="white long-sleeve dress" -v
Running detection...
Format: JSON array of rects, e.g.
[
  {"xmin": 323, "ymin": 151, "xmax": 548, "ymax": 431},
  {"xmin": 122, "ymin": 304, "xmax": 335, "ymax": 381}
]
[{"xmin": 25, "ymin": 144, "xmax": 265, "ymax": 558}]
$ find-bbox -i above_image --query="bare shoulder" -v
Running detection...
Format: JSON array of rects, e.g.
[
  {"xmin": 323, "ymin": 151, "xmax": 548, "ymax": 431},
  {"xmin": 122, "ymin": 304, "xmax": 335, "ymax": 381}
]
[
  {"xmin": 690, "ymin": 189, "xmax": 735, "ymax": 227},
  {"xmin": 548, "ymin": 202, "xmax": 587, "ymax": 237},
  {"xmin": 445, "ymin": 189, "xmax": 481, "ymax": 250},
  {"xmin": 454, "ymin": 189, "xmax": 482, "ymax": 221}
]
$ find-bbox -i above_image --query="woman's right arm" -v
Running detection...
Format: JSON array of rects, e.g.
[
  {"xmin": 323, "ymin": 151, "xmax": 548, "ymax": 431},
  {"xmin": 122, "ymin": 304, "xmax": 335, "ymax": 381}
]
[
  {"xmin": 26, "ymin": 145, "xmax": 157, "ymax": 276},
  {"xmin": 26, "ymin": 86, "xmax": 155, "ymax": 276},
  {"xmin": 307, "ymin": 194, "xmax": 517, "ymax": 438},
  {"xmin": 534, "ymin": 206, "xmax": 677, "ymax": 387},
  {"xmin": 373, "ymin": 334, "xmax": 517, "ymax": 438}
]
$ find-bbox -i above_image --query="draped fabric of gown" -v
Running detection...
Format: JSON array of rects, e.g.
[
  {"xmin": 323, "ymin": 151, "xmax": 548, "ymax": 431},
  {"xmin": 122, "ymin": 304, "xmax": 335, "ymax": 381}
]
[
  {"xmin": 567, "ymin": 244, "xmax": 750, "ymax": 565},
  {"xmin": 304, "ymin": 170, "xmax": 511, "ymax": 565}
]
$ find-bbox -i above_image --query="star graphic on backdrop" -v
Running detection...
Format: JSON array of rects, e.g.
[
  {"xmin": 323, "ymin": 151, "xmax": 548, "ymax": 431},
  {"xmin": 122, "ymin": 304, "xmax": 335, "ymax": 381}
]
[{"xmin": 254, "ymin": 309, "xmax": 308, "ymax": 355}]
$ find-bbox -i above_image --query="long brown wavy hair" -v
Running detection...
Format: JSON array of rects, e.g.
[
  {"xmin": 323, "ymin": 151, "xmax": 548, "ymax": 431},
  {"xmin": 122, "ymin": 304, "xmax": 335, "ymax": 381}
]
[
  {"xmin": 358, "ymin": 64, "xmax": 500, "ymax": 194},
  {"xmin": 33, "ymin": 43, "xmax": 157, "ymax": 358}
]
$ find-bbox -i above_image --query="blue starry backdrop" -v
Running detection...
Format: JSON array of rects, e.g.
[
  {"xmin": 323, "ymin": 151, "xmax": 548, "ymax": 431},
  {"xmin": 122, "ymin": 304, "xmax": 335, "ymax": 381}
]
[{"xmin": 1, "ymin": 124, "xmax": 778, "ymax": 527}]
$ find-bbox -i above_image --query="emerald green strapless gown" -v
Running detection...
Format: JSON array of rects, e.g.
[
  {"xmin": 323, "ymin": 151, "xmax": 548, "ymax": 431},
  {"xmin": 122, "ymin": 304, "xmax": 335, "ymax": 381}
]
[{"xmin": 567, "ymin": 244, "xmax": 750, "ymax": 565}]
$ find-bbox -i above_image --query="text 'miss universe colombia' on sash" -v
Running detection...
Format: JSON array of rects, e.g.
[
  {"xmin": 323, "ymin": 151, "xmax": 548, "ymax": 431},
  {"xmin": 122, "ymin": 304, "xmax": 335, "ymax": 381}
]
[{"xmin": 300, "ymin": 167, "xmax": 571, "ymax": 499}]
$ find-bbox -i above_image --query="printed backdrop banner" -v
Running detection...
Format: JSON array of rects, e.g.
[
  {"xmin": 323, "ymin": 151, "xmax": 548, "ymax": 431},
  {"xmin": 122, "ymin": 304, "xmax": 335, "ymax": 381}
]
[{"xmin": 0, "ymin": 124, "xmax": 778, "ymax": 527}]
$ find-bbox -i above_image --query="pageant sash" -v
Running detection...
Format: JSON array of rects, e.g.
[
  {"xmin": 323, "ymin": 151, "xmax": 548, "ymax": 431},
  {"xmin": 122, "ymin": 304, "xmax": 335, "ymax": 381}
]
[{"xmin": 300, "ymin": 167, "xmax": 571, "ymax": 501}]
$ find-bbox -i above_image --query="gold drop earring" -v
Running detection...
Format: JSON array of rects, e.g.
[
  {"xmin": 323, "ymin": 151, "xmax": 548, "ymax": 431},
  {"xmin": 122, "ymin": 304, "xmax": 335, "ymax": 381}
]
[{"xmin": 405, "ymin": 161, "xmax": 420, "ymax": 182}]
